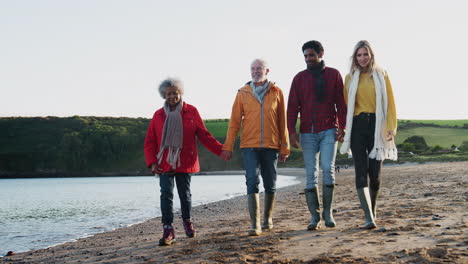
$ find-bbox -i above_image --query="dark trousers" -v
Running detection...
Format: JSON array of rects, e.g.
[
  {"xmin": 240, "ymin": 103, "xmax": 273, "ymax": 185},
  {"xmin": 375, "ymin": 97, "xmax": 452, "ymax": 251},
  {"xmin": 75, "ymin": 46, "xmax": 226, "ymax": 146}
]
[
  {"xmin": 350, "ymin": 113, "xmax": 382, "ymax": 190},
  {"xmin": 159, "ymin": 172, "xmax": 192, "ymax": 225}
]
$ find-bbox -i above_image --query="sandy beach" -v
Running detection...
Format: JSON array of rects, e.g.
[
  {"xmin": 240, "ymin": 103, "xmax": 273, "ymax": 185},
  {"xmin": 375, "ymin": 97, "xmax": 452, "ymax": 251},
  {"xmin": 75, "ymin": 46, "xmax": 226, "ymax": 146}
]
[{"xmin": 2, "ymin": 161, "xmax": 467, "ymax": 263}]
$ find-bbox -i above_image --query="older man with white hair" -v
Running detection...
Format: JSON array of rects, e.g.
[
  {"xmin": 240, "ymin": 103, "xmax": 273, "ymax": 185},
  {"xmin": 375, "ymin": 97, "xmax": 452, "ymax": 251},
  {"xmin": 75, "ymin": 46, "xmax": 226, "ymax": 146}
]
[{"xmin": 221, "ymin": 59, "xmax": 290, "ymax": 236}]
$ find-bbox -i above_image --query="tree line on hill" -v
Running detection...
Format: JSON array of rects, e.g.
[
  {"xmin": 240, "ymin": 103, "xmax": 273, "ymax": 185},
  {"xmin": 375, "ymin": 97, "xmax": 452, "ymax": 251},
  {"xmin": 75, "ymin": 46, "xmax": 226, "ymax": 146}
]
[
  {"xmin": 0, "ymin": 117, "xmax": 467, "ymax": 178},
  {"xmin": 0, "ymin": 116, "xmax": 242, "ymax": 177}
]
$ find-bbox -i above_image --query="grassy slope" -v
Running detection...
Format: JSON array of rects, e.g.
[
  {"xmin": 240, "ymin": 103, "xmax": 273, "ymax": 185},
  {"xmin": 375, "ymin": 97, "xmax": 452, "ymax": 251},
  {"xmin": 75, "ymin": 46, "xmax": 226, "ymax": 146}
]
[
  {"xmin": 1, "ymin": 118, "xmax": 466, "ymax": 176},
  {"xmin": 395, "ymin": 127, "xmax": 468, "ymax": 148},
  {"xmin": 207, "ymin": 119, "xmax": 468, "ymax": 148},
  {"xmin": 399, "ymin": 119, "xmax": 468, "ymax": 127}
]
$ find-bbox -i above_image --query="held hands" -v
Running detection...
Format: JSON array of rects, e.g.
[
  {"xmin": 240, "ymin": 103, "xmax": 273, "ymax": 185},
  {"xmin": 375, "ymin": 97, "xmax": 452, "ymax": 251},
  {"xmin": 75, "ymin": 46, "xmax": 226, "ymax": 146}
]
[
  {"xmin": 290, "ymin": 133, "xmax": 300, "ymax": 149},
  {"xmin": 221, "ymin": 150, "xmax": 287, "ymax": 163},
  {"xmin": 220, "ymin": 150, "xmax": 233, "ymax": 161},
  {"xmin": 150, "ymin": 163, "xmax": 162, "ymax": 174},
  {"xmin": 279, "ymin": 154, "xmax": 288, "ymax": 163},
  {"xmin": 336, "ymin": 128, "xmax": 345, "ymax": 143}
]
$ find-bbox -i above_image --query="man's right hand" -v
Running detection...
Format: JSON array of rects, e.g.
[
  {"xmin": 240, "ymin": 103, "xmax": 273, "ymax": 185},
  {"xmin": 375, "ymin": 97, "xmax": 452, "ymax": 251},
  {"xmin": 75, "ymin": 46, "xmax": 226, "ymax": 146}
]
[{"xmin": 290, "ymin": 133, "xmax": 300, "ymax": 149}]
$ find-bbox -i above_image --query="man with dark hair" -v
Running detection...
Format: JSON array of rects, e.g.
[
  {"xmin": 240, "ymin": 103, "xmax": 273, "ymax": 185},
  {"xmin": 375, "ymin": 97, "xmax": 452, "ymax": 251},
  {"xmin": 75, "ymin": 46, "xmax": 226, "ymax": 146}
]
[{"xmin": 287, "ymin": 40, "xmax": 346, "ymax": 230}]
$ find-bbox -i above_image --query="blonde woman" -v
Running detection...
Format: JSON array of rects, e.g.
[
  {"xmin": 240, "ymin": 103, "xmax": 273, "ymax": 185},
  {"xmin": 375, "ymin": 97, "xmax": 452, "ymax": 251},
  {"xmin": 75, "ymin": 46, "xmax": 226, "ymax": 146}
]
[{"xmin": 340, "ymin": 40, "xmax": 397, "ymax": 229}]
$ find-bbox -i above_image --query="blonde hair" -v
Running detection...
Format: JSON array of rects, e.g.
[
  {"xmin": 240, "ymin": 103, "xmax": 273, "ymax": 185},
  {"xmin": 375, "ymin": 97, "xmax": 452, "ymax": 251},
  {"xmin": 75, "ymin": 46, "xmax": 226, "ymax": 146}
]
[{"xmin": 350, "ymin": 40, "xmax": 376, "ymax": 74}]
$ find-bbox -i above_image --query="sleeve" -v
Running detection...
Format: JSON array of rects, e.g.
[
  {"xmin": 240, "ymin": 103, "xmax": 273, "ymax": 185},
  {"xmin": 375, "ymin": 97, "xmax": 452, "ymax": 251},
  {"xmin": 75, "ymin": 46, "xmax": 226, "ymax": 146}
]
[
  {"xmin": 193, "ymin": 107, "xmax": 223, "ymax": 156},
  {"xmin": 277, "ymin": 89, "xmax": 290, "ymax": 156},
  {"xmin": 222, "ymin": 92, "xmax": 243, "ymax": 151},
  {"xmin": 384, "ymin": 72, "xmax": 397, "ymax": 134},
  {"xmin": 143, "ymin": 115, "xmax": 159, "ymax": 168},
  {"xmin": 343, "ymin": 74, "xmax": 350, "ymax": 105},
  {"xmin": 286, "ymin": 76, "xmax": 300, "ymax": 135},
  {"xmin": 335, "ymin": 71, "xmax": 347, "ymax": 129}
]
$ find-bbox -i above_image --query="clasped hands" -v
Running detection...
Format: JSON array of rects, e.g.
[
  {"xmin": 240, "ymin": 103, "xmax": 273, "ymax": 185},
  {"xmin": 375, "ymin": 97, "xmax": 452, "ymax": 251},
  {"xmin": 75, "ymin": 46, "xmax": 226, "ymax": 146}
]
[{"xmin": 220, "ymin": 150, "xmax": 288, "ymax": 163}]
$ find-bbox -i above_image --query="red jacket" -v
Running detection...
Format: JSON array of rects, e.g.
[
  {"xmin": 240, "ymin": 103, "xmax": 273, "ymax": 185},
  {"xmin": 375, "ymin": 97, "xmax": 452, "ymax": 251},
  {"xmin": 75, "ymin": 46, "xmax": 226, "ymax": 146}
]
[{"xmin": 144, "ymin": 102, "xmax": 223, "ymax": 173}]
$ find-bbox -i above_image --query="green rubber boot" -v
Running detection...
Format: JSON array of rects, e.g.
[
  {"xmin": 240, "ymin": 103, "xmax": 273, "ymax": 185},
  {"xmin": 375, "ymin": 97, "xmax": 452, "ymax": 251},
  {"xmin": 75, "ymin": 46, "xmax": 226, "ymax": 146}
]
[
  {"xmin": 369, "ymin": 188, "xmax": 380, "ymax": 219},
  {"xmin": 305, "ymin": 187, "xmax": 321, "ymax": 230},
  {"xmin": 262, "ymin": 193, "xmax": 276, "ymax": 231},
  {"xmin": 248, "ymin": 193, "xmax": 261, "ymax": 236},
  {"xmin": 357, "ymin": 187, "xmax": 376, "ymax": 229},
  {"xmin": 322, "ymin": 184, "xmax": 336, "ymax": 227}
]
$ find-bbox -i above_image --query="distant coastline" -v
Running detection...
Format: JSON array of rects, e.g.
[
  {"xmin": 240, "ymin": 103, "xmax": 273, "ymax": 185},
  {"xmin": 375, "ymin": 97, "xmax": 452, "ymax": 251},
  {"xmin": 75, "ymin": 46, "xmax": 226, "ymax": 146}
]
[{"xmin": 1, "ymin": 117, "xmax": 467, "ymax": 179}]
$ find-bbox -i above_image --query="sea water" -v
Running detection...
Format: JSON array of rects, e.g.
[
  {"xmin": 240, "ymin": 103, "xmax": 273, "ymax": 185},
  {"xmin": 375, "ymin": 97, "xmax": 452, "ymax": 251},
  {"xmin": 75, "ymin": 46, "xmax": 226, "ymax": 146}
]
[{"xmin": 0, "ymin": 175, "xmax": 298, "ymax": 253}]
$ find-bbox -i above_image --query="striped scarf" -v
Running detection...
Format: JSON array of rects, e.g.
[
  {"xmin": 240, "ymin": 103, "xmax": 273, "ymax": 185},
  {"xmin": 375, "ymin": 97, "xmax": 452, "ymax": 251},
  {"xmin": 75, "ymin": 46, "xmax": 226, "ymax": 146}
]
[{"xmin": 157, "ymin": 101, "xmax": 184, "ymax": 169}]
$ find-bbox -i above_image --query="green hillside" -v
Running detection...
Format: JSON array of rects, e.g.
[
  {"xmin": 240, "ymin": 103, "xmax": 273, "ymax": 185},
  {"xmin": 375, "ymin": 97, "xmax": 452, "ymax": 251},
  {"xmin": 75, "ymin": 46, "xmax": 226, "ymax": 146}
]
[
  {"xmin": 395, "ymin": 127, "xmax": 468, "ymax": 148},
  {"xmin": 1, "ymin": 117, "xmax": 467, "ymax": 177},
  {"xmin": 399, "ymin": 119, "xmax": 468, "ymax": 127}
]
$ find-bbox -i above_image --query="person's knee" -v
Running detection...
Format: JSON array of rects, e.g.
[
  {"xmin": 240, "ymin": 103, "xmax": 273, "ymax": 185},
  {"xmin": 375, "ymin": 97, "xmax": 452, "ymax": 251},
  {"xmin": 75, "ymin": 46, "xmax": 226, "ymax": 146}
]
[
  {"xmin": 264, "ymin": 184, "xmax": 276, "ymax": 194},
  {"xmin": 321, "ymin": 164, "xmax": 333, "ymax": 174},
  {"xmin": 323, "ymin": 176, "xmax": 335, "ymax": 186},
  {"xmin": 355, "ymin": 177, "xmax": 368, "ymax": 189},
  {"xmin": 160, "ymin": 188, "xmax": 173, "ymax": 199},
  {"xmin": 369, "ymin": 181, "xmax": 381, "ymax": 191},
  {"xmin": 246, "ymin": 180, "xmax": 259, "ymax": 194}
]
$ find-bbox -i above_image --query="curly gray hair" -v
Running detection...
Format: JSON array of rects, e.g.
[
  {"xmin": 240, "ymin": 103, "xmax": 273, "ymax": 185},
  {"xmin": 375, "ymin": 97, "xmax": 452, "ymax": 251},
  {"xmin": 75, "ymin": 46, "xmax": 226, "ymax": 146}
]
[{"xmin": 158, "ymin": 78, "xmax": 184, "ymax": 99}]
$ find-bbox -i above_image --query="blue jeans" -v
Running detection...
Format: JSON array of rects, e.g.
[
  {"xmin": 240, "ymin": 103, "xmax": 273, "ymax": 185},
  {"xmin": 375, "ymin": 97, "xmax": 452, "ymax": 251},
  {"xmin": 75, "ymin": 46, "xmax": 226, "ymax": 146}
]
[
  {"xmin": 301, "ymin": 128, "xmax": 337, "ymax": 189},
  {"xmin": 159, "ymin": 172, "xmax": 192, "ymax": 225},
  {"xmin": 241, "ymin": 148, "xmax": 278, "ymax": 194}
]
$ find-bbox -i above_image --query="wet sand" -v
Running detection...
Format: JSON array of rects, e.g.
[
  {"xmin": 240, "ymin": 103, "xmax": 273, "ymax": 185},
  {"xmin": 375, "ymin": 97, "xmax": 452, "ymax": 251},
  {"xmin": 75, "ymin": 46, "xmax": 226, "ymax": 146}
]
[{"xmin": 2, "ymin": 162, "xmax": 467, "ymax": 263}]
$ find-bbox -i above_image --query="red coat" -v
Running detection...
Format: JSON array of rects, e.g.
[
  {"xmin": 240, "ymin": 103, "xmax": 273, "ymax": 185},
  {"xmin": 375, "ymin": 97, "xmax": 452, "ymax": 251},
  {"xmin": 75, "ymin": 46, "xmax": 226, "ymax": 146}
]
[{"xmin": 144, "ymin": 102, "xmax": 223, "ymax": 173}]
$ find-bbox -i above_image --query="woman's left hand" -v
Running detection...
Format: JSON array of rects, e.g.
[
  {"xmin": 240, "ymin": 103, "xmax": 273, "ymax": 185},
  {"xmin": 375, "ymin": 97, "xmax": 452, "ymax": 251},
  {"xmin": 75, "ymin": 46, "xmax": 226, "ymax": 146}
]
[{"xmin": 386, "ymin": 130, "xmax": 394, "ymax": 141}]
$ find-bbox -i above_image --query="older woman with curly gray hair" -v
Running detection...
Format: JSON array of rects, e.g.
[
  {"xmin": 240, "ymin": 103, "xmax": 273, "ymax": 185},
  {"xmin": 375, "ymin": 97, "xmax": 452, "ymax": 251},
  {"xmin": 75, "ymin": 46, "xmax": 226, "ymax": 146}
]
[{"xmin": 144, "ymin": 77, "xmax": 225, "ymax": 246}]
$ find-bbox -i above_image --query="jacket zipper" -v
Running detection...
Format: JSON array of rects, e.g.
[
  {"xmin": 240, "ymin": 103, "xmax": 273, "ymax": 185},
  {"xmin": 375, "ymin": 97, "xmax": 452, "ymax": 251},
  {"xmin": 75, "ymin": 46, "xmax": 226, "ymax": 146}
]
[{"xmin": 240, "ymin": 88, "xmax": 265, "ymax": 147}]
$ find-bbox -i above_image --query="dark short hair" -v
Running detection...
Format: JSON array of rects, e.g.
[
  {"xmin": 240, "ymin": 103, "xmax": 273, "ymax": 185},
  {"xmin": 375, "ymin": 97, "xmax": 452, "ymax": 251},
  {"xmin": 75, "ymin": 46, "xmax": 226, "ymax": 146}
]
[{"xmin": 302, "ymin": 40, "xmax": 324, "ymax": 54}]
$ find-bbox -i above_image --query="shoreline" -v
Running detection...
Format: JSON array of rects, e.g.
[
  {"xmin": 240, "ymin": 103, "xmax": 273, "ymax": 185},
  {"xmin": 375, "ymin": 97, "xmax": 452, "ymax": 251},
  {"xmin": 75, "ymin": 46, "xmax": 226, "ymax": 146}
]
[
  {"xmin": 1, "ymin": 160, "xmax": 464, "ymax": 179},
  {"xmin": 3, "ymin": 162, "xmax": 467, "ymax": 263},
  {"xmin": 1, "ymin": 173, "xmax": 300, "ymax": 255}
]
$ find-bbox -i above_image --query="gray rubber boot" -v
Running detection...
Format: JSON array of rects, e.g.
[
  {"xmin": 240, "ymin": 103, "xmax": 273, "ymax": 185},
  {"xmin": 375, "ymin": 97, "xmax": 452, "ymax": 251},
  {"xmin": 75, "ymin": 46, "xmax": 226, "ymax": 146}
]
[
  {"xmin": 357, "ymin": 187, "xmax": 376, "ymax": 229},
  {"xmin": 262, "ymin": 193, "xmax": 276, "ymax": 231},
  {"xmin": 369, "ymin": 188, "xmax": 380, "ymax": 219},
  {"xmin": 247, "ymin": 193, "xmax": 261, "ymax": 236},
  {"xmin": 305, "ymin": 187, "xmax": 321, "ymax": 230},
  {"xmin": 322, "ymin": 184, "xmax": 336, "ymax": 227}
]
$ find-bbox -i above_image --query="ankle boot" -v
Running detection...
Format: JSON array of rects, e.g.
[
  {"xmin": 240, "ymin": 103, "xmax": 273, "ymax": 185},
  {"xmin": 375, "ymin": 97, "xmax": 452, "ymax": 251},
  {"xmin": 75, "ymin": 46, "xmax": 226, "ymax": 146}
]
[
  {"xmin": 357, "ymin": 187, "xmax": 376, "ymax": 229},
  {"xmin": 159, "ymin": 225, "xmax": 176, "ymax": 246},
  {"xmin": 369, "ymin": 188, "xmax": 380, "ymax": 219},
  {"xmin": 322, "ymin": 184, "xmax": 336, "ymax": 227},
  {"xmin": 248, "ymin": 193, "xmax": 261, "ymax": 236},
  {"xmin": 262, "ymin": 193, "xmax": 276, "ymax": 231},
  {"xmin": 305, "ymin": 187, "xmax": 321, "ymax": 230}
]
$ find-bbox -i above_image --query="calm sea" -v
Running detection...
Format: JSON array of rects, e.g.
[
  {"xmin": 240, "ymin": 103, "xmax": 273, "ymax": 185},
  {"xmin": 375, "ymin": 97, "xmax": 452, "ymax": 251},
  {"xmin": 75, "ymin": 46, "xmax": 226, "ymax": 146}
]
[{"xmin": 0, "ymin": 175, "xmax": 298, "ymax": 253}]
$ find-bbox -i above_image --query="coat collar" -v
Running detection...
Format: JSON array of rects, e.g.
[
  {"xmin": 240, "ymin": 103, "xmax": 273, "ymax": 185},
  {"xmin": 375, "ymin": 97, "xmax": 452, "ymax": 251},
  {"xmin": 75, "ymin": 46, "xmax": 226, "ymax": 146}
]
[{"xmin": 157, "ymin": 101, "xmax": 188, "ymax": 116}]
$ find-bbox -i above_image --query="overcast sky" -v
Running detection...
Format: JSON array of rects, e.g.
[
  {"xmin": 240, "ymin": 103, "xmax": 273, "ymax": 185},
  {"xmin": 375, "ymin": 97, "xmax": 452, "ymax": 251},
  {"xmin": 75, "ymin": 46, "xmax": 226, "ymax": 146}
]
[{"xmin": 1, "ymin": 0, "xmax": 467, "ymax": 120}]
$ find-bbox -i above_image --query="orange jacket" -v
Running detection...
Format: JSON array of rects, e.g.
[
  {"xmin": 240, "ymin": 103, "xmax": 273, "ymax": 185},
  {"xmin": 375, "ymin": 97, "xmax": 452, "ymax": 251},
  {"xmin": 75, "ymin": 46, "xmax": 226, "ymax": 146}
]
[{"xmin": 223, "ymin": 82, "xmax": 290, "ymax": 156}]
